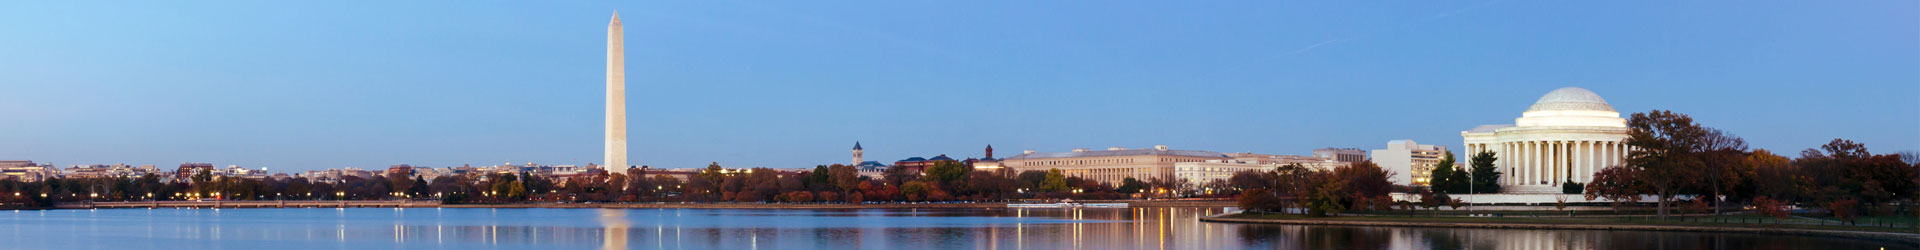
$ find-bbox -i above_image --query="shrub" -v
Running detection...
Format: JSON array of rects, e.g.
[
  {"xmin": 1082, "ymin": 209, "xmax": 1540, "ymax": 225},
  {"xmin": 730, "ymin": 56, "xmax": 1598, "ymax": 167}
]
[
  {"xmin": 1753, "ymin": 196, "xmax": 1789, "ymax": 219},
  {"xmin": 1561, "ymin": 181, "xmax": 1584, "ymax": 194},
  {"xmin": 1829, "ymin": 198, "xmax": 1860, "ymax": 224}
]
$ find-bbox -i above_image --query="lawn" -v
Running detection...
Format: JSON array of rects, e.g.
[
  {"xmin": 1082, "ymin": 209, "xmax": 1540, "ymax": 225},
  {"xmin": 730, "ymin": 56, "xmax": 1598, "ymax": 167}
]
[{"xmin": 1226, "ymin": 212, "xmax": 1920, "ymax": 234}]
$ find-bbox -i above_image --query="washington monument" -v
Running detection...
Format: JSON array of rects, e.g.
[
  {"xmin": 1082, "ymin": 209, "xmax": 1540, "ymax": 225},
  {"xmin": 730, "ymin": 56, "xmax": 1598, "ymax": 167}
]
[{"xmin": 605, "ymin": 12, "xmax": 627, "ymax": 169}]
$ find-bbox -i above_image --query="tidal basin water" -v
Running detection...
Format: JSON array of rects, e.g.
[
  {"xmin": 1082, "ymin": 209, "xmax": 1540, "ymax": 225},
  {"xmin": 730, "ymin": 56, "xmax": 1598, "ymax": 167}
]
[{"xmin": 1, "ymin": 207, "xmax": 1909, "ymax": 249}]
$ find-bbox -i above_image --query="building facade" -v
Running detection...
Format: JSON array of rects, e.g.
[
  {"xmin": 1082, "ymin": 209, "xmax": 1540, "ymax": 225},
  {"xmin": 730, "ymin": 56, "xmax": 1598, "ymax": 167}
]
[
  {"xmin": 1312, "ymin": 148, "xmax": 1369, "ymax": 163},
  {"xmin": 1001, "ymin": 145, "xmax": 1229, "ymax": 185},
  {"xmin": 1461, "ymin": 87, "xmax": 1629, "ymax": 193},
  {"xmin": 1371, "ymin": 140, "xmax": 1448, "ymax": 186}
]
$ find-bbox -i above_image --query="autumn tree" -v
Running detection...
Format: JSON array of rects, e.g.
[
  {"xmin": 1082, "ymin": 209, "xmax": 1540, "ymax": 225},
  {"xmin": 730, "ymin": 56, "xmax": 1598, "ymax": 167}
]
[
  {"xmin": 1585, "ymin": 165, "xmax": 1646, "ymax": 213},
  {"xmin": 1335, "ymin": 160, "xmax": 1394, "ymax": 206},
  {"xmin": 1621, "ymin": 110, "xmax": 1709, "ymax": 218},
  {"xmin": 827, "ymin": 164, "xmax": 860, "ymax": 192},
  {"xmin": 1697, "ymin": 128, "xmax": 1750, "ymax": 215}
]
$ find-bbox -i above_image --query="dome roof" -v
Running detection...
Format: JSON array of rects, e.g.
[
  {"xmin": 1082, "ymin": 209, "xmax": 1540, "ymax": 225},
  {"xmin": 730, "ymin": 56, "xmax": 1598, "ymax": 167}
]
[{"xmin": 1526, "ymin": 87, "xmax": 1614, "ymax": 112}]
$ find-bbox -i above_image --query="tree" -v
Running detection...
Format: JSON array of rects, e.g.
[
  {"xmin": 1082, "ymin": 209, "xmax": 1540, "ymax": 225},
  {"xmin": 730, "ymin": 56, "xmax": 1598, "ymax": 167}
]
[
  {"xmin": 1237, "ymin": 188, "xmax": 1285, "ymax": 213},
  {"xmin": 1436, "ymin": 150, "xmax": 1459, "ymax": 194},
  {"xmin": 827, "ymin": 164, "xmax": 860, "ymax": 192},
  {"xmin": 1039, "ymin": 169, "xmax": 1068, "ymax": 193},
  {"xmin": 900, "ymin": 181, "xmax": 932, "ymax": 201},
  {"xmin": 1585, "ymin": 165, "xmax": 1646, "ymax": 213},
  {"xmin": 1697, "ymin": 128, "xmax": 1749, "ymax": 215},
  {"xmin": 506, "ymin": 180, "xmax": 528, "ymax": 199},
  {"xmin": 806, "ymin": 165, "xmax": 832, "ymax": 191},
  {"xmin": 1228, "ymin": 170, "xmax": 1276, "ymax": 191},
  {"xmin": 924, "ymin": 161, "xmax": 972, "ymax": 188},
  {"xmin": 1115, "ymin": 177, "xmax": 1148, "ymax": 194},
  {"xmin": 965, "ymin": 171, "xmax": 1016, "ymax": 201},
  {"xmin": 1468, "ymin": 151, "xmax": 1502, "ymax": 194},
  {"xmin": 1622, "ymin": 110, "xmax": 1710, "ymax": 218},
  {"xmin": 1748, "ymin": 150, "xmax": 1799, "ymax": 202},
  {"xmin": 407, "ymin": 176, "xmax": 429, "ymax": 198},
  {"xmin": 697, "ymin": 162, "xmax": 727, "ymax": 185},
  {"xmin": 1335, "ymin": 160, "xmax": 1394, "ymax": 203},
  {"xmin": 882, "ymin": 165, "xmax": 920, "ymax": 186}
]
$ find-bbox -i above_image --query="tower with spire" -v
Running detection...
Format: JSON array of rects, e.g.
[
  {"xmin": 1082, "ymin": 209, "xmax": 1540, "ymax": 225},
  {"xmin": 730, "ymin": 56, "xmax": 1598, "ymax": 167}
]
[
  {"xmin": 985, "ymin": 144, "xmax": 994, "ymax": 159},
  {"xmin": 852, "ymin": 141, "xmax": 864, "ymax": 165}
]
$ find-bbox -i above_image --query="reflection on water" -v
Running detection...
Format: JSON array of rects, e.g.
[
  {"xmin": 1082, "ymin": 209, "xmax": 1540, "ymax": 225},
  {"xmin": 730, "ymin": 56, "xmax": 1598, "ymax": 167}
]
[{"xmin": 0, "ymin": 207, "xmax": 1909, "ymax": 249}]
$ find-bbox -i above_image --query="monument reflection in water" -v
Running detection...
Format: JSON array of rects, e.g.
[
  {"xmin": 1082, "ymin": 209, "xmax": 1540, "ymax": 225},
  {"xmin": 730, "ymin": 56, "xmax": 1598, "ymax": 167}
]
[{"xmin": 0, "ymin": 207, "xmax": 1906, "ymax": 249}]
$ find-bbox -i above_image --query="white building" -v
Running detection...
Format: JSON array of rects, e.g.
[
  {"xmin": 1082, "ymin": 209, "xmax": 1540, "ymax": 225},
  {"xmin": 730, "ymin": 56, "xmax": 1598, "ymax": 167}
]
[
  {"xmin": 1174, "ymin": 159, "xmax": 1346, "ymax": 185},
  {"xmin": 1001, "ymin": 145, "xmax": 1229, "ymax": 185},
  {"xmin": 1371, "ymin": 140, "xmax": 1448, "ymax": 186},
  {"xmin": 1461, "ymin": 87, "xmax": 1629, "ymax": 194},
  {"xmin": 1312, "ymin": 148, "xmax": 1369, "ymax": 163}
]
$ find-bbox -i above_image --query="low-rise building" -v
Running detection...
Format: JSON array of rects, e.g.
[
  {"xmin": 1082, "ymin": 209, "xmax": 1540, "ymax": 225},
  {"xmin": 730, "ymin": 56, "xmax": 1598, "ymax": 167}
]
[
  {"xmin": 1313, "ymin": 148, "xmax": 1369, "ymax": 163},
  {"xmin": 1, "ymin": 161, "xmax": 57, "ymax": 182},
  {"xmin": 1371, "ymin": 140, "xmax": 1449, "ymax": 186}
]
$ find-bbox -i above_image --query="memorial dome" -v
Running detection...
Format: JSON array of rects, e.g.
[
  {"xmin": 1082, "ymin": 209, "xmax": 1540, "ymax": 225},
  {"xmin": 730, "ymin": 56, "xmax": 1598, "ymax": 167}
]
[{"xmin": 1525, "ymin": 87, "xmax": 1614, "ymax": 112}]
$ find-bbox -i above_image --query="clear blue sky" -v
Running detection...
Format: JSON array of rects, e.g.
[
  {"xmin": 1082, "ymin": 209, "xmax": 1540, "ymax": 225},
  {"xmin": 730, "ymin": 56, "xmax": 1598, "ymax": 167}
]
[{"xmin": 2, "ymin": 1, "xmax": 1914, "ymax": 172}]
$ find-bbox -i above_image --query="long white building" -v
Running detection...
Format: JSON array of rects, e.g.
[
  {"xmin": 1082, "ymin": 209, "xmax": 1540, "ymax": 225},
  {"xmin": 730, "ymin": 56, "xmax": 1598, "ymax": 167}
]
[{"xmin": 1461, "ymin": 87, "xmax": 1630, "ymax": 194}]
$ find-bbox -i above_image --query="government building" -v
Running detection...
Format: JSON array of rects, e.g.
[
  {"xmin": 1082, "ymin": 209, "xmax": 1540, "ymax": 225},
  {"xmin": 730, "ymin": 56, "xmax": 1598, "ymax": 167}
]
[
  {"xmin": 1461, "ymin": 87, "xmax": 1630, "ymax": 194},
  {"xmin": 1000, "ymin": 145, "xmax": 1227, "ymax": 185}
]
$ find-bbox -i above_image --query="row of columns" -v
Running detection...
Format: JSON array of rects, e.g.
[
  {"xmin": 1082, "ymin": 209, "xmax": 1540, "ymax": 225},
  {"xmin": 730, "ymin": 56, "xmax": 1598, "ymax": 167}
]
[{"xmin": 1465, "ymin": 140, "xmax": 1628, "ymax": 187}]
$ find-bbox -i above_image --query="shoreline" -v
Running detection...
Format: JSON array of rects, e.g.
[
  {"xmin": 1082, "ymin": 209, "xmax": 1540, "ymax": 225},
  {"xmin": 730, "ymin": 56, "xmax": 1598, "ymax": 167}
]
[
  {"xmin": 38, "ymin": 200, "xmax": 1235, "ymax": 210},
  {"xmin": 1199, "ymin": 212, "xmax": 1920, "ymax": 245},
  {"xmin": 437, "ymin": 200, "xmax": 1236, "ymax": 209}
]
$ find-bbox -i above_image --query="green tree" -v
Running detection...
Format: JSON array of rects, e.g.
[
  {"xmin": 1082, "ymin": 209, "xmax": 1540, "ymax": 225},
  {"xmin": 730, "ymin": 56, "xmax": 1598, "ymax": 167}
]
[
  {"xmin": 900, "ymin": 181, "xmax": 932, "ymax": 201},
  {"xmin": 1429, "ymin": 151, "xmax": 1460, "ymax": 194},
  {"xmin": 1115, "ymin": 177, "xmax": 1148, "ymax": 194},
  {"xmin": 506, "ymin": 180, "xmax": 528, "ymax": 199},
  {"xmin": 697, "ymin": 162, "xmax": 727, "ymax": 185},
  {"xmin": 1040, "ymin": 169, "xmax": 1068, "ymax": 193},
  {"xmin": 1468, "ymin": 150, "xmax": 1502, "ymax": 194},
  {"xmin": 924, "ymin": 160, "xmax": 972, "ymax": 188},
  {"xmin": 806, "ymin": 165, "xmax": 832, "ymax": 190}
]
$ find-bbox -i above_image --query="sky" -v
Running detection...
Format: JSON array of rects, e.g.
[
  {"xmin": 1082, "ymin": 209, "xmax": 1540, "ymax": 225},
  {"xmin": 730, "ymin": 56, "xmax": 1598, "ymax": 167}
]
[{"xmin": 1, "ymin": 1, "xmax": 1915, "ymax": 172}]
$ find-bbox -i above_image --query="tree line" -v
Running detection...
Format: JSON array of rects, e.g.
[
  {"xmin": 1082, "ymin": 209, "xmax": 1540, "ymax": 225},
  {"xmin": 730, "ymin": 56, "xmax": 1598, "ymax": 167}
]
[{"xmin": 1585, "ymin": 110, "xmax": 1917, "ymax": 222}]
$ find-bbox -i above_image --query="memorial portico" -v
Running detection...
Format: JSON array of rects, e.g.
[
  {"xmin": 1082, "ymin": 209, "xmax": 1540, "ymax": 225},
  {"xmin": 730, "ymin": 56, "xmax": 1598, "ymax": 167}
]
[{"xmin": 1461, "ymin": 87, "xmax": 1630, "ymax": 194}]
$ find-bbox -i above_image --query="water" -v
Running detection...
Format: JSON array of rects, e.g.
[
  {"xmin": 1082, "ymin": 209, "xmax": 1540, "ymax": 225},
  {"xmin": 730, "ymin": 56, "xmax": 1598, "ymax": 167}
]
[{"xmin": 0, "ymin": 207, "xmax": 1908, "ymax": 249}]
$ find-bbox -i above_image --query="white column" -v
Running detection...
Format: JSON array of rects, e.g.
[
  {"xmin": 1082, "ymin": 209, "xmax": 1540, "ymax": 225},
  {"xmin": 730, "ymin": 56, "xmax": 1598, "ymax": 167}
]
[
  {"xmin": 1503, "ymin": 142, "xmax": 1513, "ymax": 185},
  {"xmin": 1543, "ymin": 141, "xmax": 1559, "ymax": 184},
  {"xmin": 1580, "ymin": 141, "xmax": 1591, "ymax": 183},
  {"xmin": 1582, "ymin": 140, "xmax": 1597, "ymax": 181},
  {"xmin": 1517, "ymin": 142, "xmax": 1526, "ymax": 186},
  {"xmin": 1530, "ymin": 141, "xmax": 1539, "ymax": 185},
  {"xmin": 1522, "ymin": 141, "xmax": 1532, "ymax": 185}
]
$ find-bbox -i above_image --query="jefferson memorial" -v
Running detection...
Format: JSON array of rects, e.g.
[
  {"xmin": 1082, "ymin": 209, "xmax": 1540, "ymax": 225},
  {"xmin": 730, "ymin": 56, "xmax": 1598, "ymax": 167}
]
[{"xmin": 1461, "ymin": 87, "xmax": 1629, "ymax": 194}]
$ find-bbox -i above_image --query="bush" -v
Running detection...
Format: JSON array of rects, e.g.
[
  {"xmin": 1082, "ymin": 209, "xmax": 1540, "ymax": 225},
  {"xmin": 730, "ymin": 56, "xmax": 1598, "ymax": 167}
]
[
  {"xmin": 1561, "ymin": 181, "xmax": 1584, "ymax": 194},
  {"xmin": 1753, "ymin": 196, "xmax": 1789, "ymax": 219},
  {"xmin": 1829, "ymin": 198, "xmax": 1860, "ymax": 224}
]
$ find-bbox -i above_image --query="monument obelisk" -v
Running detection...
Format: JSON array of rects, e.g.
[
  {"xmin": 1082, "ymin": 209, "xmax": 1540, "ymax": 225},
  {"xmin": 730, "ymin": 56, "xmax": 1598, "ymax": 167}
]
[{"xmin": 605, "ymin": 12, "xmax": 628, "ymax": 169}]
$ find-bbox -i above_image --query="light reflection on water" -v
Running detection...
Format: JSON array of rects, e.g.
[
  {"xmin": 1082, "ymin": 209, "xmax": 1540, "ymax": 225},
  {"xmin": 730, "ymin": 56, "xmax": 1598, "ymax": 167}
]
[{"xmin": 0, "ymin": 207, "xmax": 1910, "ymax": 249}]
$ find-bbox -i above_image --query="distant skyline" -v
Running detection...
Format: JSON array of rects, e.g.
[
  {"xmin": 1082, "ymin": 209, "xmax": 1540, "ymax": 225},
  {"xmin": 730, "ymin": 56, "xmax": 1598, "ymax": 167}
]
[{"xmin": 2, "ymin": 1, "xmax": 1915, "ymax": 171}]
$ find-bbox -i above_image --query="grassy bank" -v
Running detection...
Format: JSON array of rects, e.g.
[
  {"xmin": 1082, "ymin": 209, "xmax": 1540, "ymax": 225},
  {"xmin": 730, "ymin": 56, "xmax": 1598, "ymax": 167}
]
[
  {"xmin": 440, "ymin": 200, "xmax": 1235, "ymax": 209},
  {"xmin": 1220, "ymin": 212, "xmax": 1920, "ymax": 234}
]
